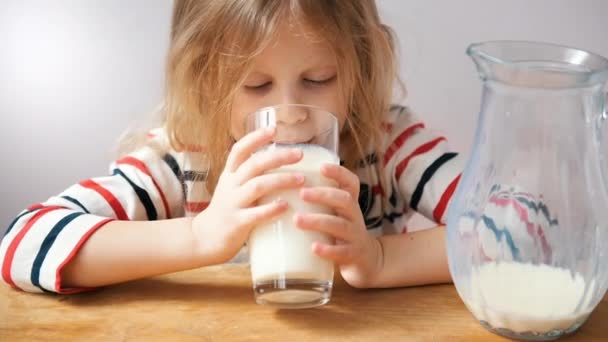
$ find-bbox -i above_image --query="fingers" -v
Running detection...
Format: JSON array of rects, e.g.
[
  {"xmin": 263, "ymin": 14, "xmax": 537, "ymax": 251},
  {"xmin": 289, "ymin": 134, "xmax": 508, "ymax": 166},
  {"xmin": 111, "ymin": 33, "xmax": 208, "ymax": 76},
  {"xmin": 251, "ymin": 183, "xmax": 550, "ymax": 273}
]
[
  {"xmin": 320, "ymin": 164, "xmax": 360, "ymax": 199},
  {"xmin": 235, "ymin": 146, "xmax": 303, "ymax": 184},
  {"xmin": 294, "ymin": 213, "xmax": 353, "ymax": 241},
  {"xmin": 311, "ymin": 242, "xmax": 354, "ymax": 264},
  {"xmin": 239, "ymin": 173, "xmax": 305, "ymax": 206},
  {"xmin": 300, "ymin": 187, "xmax": 357, "ymax": 221},
  {"xmin": 237, "ymin": 199, "xmax": 288, "ymax": 232},
  {"xmin": 225, "ymin": 127, "xmax": 275, "ymax": 172}
]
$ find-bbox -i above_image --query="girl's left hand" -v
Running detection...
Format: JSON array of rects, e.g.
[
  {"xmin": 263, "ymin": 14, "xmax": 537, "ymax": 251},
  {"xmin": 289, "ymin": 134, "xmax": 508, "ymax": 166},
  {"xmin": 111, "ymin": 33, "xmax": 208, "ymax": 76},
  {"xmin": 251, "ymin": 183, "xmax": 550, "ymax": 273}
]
[{"xmin": 294, "ymin": 163, "xmax": 383, "ymax": 288}]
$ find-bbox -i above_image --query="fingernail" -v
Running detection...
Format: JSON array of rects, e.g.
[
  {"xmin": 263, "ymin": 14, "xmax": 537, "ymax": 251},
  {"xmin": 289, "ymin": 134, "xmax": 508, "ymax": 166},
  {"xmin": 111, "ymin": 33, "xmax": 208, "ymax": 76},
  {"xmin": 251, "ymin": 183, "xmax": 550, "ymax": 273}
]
[{"xmin": 294, "ymin": 174, "xmax": 305, "ymax": 183}]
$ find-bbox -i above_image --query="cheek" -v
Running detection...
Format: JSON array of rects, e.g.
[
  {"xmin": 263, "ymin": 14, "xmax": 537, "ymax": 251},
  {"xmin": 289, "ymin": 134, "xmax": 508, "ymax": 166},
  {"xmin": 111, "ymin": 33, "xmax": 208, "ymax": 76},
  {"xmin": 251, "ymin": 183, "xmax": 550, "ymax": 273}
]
[
  {"xmin": 230, "ymin": 93, "xmax": 259, "ymax": 139},
  {"xmin": 322, "ymin": 96, "xmax": 348, "ymax": 132},
  {"xmin": 229, "ymin": 109, "xmax": 247, "ymax": 140},
  {"xmin": 308, "ymin": 86, "xmax": 348, "ymax": 130}
]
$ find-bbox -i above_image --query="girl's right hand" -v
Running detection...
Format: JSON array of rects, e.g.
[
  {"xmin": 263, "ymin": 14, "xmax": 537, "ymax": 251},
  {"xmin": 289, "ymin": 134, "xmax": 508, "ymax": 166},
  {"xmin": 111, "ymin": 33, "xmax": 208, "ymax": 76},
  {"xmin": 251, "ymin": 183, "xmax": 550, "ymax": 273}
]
[{"xmin": 190, "ymin": 127, "xmax": 304, "ymax": 264}]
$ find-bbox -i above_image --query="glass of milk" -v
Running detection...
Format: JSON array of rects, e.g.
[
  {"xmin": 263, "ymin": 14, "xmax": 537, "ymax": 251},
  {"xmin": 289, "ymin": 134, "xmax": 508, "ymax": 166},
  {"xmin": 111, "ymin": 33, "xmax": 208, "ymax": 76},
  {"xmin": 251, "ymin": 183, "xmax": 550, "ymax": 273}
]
[{"xmin": 245, "ymin": 104, "xmax": 339, "ymax": 309}]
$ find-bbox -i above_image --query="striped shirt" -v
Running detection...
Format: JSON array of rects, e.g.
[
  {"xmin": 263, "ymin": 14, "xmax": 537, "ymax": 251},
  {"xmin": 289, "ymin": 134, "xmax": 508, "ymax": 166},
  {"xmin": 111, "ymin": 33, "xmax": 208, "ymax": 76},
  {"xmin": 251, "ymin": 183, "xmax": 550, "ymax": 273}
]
[
  {"xmin": 458, "ymin": 184, "xmax": 558, "ymax": 264},
  {"xmin": 0, "ymin": 105, "xmax": 464, "ymax": 293}
]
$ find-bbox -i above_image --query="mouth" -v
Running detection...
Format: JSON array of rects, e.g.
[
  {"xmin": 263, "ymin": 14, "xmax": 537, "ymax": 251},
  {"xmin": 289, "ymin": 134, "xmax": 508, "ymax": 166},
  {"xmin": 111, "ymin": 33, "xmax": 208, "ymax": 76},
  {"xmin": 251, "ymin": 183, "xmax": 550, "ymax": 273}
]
[
  {"xmin": 275, "ymin": 137, "xmax": 314, "ymax": 145},
  {"xmin": 275, "ymin": 137, "xmax": 315, "ymax": 145}
]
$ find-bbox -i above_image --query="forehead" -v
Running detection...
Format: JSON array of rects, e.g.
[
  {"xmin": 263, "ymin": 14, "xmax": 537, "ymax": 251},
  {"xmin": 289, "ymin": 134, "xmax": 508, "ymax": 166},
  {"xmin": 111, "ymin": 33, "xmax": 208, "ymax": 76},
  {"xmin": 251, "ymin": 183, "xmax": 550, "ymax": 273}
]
[{"xmin": 249, "ymin": 18, "xmax": 337, "ymax": 69}]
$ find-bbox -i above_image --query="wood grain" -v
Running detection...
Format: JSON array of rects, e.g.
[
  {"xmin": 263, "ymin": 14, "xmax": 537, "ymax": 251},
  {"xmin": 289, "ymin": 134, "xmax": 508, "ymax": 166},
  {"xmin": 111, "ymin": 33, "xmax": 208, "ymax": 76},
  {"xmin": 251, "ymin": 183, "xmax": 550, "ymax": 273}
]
[{"xmin": 1, "ymin": 264, "xmax": 606, "ymax": 341}]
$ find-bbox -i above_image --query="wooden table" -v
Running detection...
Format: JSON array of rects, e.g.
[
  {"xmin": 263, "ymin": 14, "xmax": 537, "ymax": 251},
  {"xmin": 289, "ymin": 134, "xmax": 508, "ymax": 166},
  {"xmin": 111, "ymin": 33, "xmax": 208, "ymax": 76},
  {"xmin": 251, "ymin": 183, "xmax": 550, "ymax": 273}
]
[{"xmin": 1, "ymin": 264, "xmax": 606, "ymax": 341}]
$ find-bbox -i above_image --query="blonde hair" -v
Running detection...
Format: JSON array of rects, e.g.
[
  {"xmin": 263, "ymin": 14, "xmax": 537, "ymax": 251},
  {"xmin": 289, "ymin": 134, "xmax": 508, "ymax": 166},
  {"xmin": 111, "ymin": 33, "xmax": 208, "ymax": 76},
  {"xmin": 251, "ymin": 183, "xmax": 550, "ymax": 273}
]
[{"xmin": 165, "ymin": 0, "xmax": 401, "ymax": 193}]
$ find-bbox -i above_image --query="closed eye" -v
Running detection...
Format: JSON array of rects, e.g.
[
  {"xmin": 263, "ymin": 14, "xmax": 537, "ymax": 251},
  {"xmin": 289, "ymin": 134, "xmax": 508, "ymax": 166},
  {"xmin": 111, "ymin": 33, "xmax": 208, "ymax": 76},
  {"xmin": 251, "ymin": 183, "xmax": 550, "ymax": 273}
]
[
  {"xmin": 244, "ymin": 81, "xmax": 271, "ymax": 90},
  {"xmin": 304, "ymin": 75, "xmax": 336, "ymax": 86}
]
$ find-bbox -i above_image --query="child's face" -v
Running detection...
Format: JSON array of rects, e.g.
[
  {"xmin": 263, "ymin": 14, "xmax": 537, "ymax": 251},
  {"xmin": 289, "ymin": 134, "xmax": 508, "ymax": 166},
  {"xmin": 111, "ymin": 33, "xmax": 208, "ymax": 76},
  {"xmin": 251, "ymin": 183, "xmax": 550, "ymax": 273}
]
[{"xmin": 230, "ymin": 20, "xmax": 346, "ymax": 140}]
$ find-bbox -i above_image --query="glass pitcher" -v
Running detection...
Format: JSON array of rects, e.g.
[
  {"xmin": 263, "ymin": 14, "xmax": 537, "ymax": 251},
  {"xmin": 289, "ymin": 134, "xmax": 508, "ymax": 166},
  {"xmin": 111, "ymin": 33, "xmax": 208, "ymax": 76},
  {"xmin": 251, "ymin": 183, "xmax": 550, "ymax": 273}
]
[{"xmin": 447, "ymin": 41, "xmax": 608, "ymax": 340}]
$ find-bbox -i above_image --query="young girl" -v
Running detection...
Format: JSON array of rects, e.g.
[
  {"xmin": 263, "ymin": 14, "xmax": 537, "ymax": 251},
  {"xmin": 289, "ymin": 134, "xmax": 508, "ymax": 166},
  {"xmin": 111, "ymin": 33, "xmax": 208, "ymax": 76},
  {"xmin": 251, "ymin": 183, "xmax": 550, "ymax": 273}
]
[{"xmin": 1, "ymin": 0, "xmax": 463, "ymax": 294}]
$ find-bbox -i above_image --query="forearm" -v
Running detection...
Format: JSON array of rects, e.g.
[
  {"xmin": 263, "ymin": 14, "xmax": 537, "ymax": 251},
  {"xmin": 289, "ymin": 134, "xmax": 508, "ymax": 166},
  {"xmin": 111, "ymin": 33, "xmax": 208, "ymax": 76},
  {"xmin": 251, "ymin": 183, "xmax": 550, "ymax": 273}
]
[
  {"xmin": 371, "ymin": 226, "xmax": 451, "ymax": 288},
  {"xmin": 61, "ymin": 218, "xmax": 202, "ymax": 288}
]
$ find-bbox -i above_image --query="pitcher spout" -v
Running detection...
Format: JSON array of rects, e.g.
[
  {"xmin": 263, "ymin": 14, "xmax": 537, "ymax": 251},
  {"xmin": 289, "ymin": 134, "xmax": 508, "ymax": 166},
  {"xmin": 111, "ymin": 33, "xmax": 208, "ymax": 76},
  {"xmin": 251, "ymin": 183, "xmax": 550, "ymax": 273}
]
[{"xmin": 467, "ymin": 41, "xmax": 608, "ymax": 89}]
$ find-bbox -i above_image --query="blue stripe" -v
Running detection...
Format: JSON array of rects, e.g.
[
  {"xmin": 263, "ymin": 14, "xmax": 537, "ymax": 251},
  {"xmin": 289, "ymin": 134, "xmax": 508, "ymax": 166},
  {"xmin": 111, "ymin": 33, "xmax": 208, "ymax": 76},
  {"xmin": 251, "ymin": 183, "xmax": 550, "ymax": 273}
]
[
  {"xmin": 537, "ymin": 202, "xmax": 559, "ymax": 226},
  {"xmin": 183, "ymin": 170, "xmax": 208, "ymax": 182},
  {"xmin": 481, "ymin": 215, "xmax": 520, "ymax": 260},
  {"xmin": 384, "ymin": 212, "xmax": 403, "ymax": 223},
  {"xmin": 162, "ymin": 153, "xmax": 182, "ymax": 180},
  {"xmin": 163, "ymin": 153, "xmax": 187, "ymax": 201},
  {"xmin": 365, "ymin": 216, "xmax": 383, "ymax": 229},
  {"xmin": 389, "ymin": 186, "xmax": 398, "ymax": 207},
  {"xmin": 112, "ymin": 169, "xmax": 158, "ymax": 221},
  {"xmin": 31, "ymin": 212, "xmax": 84, "ymax": 291},
  {"xmin": 410, "ymin": 152, "xmax": 458, "ymax": 211},
  {"xmin": 515, "ymin": 196, "xmax": 559, "ymax": 226},
  {"xmin": 356, "ymin": 153, "xmax": 378, "ymax": 168},
  {"xmin": 61, "ymin": 196, "xmax": 90, "ymax": 214},
  {"xmin": 4, "ymin": 207, "xmax": 43, "ymax": 238}
]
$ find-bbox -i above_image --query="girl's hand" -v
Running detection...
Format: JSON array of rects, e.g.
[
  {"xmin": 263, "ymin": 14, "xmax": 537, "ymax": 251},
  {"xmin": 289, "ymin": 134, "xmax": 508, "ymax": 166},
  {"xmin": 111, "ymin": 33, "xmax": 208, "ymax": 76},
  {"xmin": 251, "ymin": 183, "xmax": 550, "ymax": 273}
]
[
  {"xmin": 295, "ymin": 164, "xmax": 383, "ymax": 288},
  {"xmin": 191, "ymin": 127, "xmax": 305, "ymax": 264}
]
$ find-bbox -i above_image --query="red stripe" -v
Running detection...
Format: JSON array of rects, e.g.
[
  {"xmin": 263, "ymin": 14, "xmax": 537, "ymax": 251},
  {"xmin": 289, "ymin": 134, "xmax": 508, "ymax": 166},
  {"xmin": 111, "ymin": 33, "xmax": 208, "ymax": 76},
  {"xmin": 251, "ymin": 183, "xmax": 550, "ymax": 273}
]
[
  {"xmin": 383, "ymin": 123, "xmax": 425, "ymax": 166},
  {"xmin": 185, "ymin": 202, "xmax": 209, "ymax": 213},
  {"xmin": 116, "ymin": 156, "xmax": 172, "ymax": 219},
  {"xmin": 488, "ymin": 196, "xmax": 552, "ymax": 260},
  {"xmin": 55, "ymin": 218, "xmax": 114, "ymax": 294},
  {"xmin": 372, "ymin": 184, "xmax": 385, "ymax": 196},
  {"xmin": 2, "ymin": 206, "xmax": 63, "ymax": 289},
  {"xmin": 394, "ymin": 137, "xmax": 447, "ymax": 181},
  {"xmin": 433, "ymin": 174, "xmax": 461, "ymax": 223},
  {"xmin": 489, "ymin": 197, "xmax": 534, "ymax": 236},
  {"xmin": 536, "ymin": 224, "xmax": 552, "ymax": 263},
  {"xmin": 26, "ymin": 203, "xmax": 44, "ymax": 211},
  {"xmin": 79, "ymin": 180, "xmax": 129, "ymax": 220},
  {"xmin": 480, "ymin": 245, "xmax": 493, "ymax": 262},
  {"xmin": 146, "ymin": 133, "xmax": 156, "ymax": 139}
]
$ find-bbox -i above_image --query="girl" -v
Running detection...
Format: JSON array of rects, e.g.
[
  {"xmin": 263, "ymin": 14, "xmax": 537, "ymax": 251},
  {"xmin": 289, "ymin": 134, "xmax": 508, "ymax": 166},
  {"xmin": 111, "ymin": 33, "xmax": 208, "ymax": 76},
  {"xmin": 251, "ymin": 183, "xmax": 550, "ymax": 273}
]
[{"xmin": 1, "ymin": 0, "xmax": 463, "ymax": 294}]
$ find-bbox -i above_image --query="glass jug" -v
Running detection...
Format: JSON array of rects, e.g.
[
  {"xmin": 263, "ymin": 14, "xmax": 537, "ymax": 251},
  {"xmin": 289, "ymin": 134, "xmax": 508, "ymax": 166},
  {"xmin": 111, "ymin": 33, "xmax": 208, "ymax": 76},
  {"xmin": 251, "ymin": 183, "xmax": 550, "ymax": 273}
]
[{"xmin": 447, "ymin": 41, "xmax": 608, "ymax": 340}]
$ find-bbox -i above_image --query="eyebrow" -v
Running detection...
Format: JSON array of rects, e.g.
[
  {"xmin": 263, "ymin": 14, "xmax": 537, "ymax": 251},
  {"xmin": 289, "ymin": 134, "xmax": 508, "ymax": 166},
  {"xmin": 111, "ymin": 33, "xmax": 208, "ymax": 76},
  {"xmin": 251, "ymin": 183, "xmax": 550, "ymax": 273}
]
[{"xmin": 246, "ymin": 65, "xmax": 337, "ymax": 77}]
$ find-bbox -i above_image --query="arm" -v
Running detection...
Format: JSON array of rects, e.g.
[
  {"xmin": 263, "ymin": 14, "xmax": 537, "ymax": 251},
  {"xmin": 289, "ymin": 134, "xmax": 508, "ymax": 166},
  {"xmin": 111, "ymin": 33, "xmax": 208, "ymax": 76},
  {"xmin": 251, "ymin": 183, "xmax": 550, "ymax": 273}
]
[
  {"xmin": 372, "ymin": 225, "xmax": 450, "ymax": 288},
  {"xmin": 0, "ymin": 142, "xmax": 187, "ymax": 293},
  {"xmin": 370, "ymin": 106, "xmax": 461, "ymax": 287},
  {"xmin": 292, "ymin": 106, "xmax": 462, "ymax": 289},
  {"xmin": 2, "ymin": 128, "xmax": 305, "ymax": 292},
  {"xmin": 60, "ymin": 218, "xmax": 199, "ymax": 288},
  {"xmin": 293, "ymin": 163, "xmax": 451, "ymax": 289}
]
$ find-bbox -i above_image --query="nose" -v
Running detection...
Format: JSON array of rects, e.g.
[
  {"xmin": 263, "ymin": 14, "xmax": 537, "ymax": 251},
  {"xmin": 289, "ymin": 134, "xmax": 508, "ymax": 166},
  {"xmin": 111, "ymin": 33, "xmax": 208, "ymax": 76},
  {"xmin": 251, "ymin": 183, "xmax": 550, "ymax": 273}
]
[
  {"xmin": 276, "ymin": 105, "xmax": 308, "ymax": 125},
  {"xmin": 270, "ymin": 83, "xmax": 308, "ymax": 125}
]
